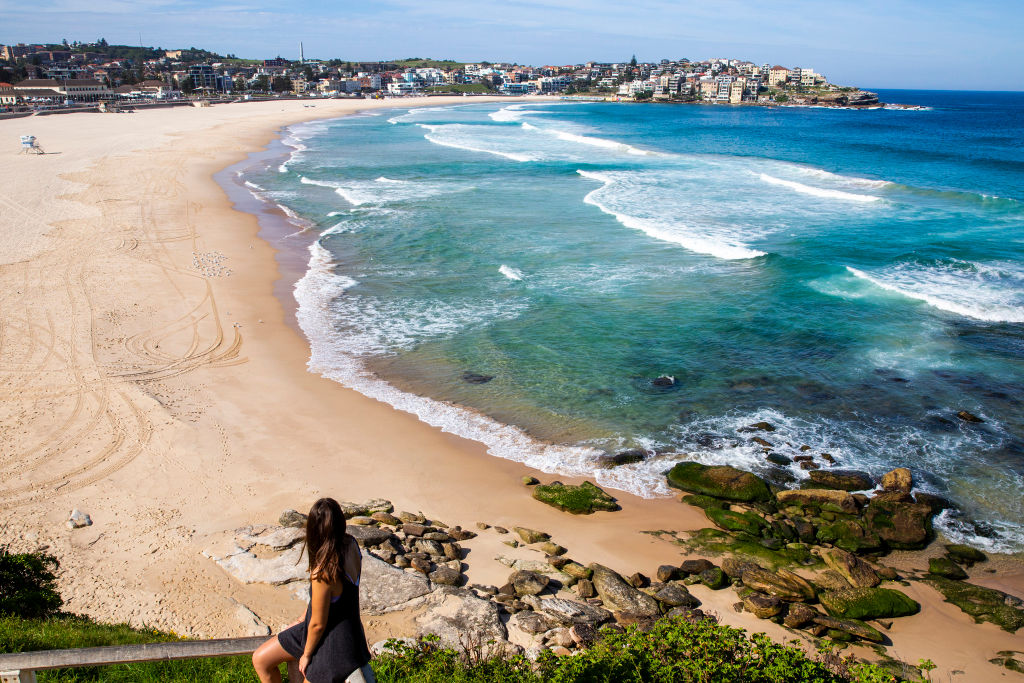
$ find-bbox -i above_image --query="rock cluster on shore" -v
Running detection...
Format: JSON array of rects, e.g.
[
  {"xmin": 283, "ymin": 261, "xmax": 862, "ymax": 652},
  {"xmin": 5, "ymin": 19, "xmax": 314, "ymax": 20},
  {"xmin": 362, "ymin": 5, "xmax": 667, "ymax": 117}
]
[{"xmin": 197, "ymin": 463, "xmax": 1022, "ymax": 662}]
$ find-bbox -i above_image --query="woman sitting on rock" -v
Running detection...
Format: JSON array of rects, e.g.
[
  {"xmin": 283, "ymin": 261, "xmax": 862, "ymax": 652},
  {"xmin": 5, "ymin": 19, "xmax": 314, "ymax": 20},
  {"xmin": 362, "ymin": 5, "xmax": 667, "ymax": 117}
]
[{"xmin": 253, "ymin": 498, "xmax": 375, "ymax": 683}]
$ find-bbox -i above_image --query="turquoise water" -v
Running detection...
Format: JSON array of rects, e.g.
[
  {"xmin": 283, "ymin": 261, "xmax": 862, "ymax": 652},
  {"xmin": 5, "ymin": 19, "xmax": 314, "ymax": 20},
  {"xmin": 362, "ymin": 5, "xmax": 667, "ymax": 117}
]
[{"xmin": 240, "ymin": 92, "xmax": 1024, "ymax": 551}]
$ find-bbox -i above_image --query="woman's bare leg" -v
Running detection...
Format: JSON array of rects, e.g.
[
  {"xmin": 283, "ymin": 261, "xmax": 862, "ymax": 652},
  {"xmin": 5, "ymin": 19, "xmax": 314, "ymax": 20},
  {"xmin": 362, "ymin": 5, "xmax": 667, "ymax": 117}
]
[{"xmin": 252, "ymin": 636, "xmax": 296, "ymax": 683}]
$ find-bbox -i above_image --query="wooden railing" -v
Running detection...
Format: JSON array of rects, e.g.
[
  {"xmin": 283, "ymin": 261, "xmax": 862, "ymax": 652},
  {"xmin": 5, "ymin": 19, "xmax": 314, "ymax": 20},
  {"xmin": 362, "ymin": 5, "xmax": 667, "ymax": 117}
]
[{"xmin": 0, "ymin": 636, "xmax": 269, "ymax": 682}]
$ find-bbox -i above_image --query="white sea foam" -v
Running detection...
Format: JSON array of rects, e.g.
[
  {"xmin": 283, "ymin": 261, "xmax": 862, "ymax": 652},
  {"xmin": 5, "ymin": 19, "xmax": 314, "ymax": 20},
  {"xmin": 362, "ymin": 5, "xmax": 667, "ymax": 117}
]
[
  {"xmin": 577, "ymin": 170, "xmax": 766, "ymax": 260},
  {"xmin": 243, "ymin": 180, "xmax": 265, "ymax": 191},
  {"xmin": 489, "ymin": 104, "xmax": 532, "ymax": 122},
  {"xmin": 792, "ymin": 166, "xmax": 893, "ymax": 189},
  {"xmin": 759, "ymin": 173, "xmax": 882, "ymax": 202},
  {"xmin": 499, "ymin": 265, "xmax": 524, "ymax": 281},
  {"xmin": 418, "ymin": 123, "xmax": 539, "ymax": 162},
  {"xmin": 550, "ymin": 129, "xmax": 659, "ymax": 156},
  {"xmin": 301, "ymin": 175, "xmax": 465, "ymax": 207},
  {"xmin": 845, "ymin": 263, "xmax": 1024, "ymax": 323},
  {"xmin": 291, "ymin": 241, "xmax": 628, "ymax": 482}
]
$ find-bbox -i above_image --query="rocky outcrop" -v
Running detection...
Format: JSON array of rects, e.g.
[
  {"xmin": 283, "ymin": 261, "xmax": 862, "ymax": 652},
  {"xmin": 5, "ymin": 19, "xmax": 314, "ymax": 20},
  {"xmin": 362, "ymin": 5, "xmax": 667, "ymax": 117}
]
[
  {"xmin": 819, "ymin": 587, "xmax": 920, "ymax": 621},
  {"xmin": 667, "ymin": 462, "xmax": 771, "ymax": 502},
  {"xmin": 360, "ymin": 554, "xmax": 432, "ymax": 614},
  {"xmin": 741, "ymin": 567, "xmax": 816, "ymax": 602},
  {"xmin": 414, "ymin": 588, "xmax": 507, "ymax": 652},
  {"xmin": 922, "ymin": 576, "xmax": 1024, "ymax": 633},
  {"xmin": 513, "ymin": 527, "xmax": 551, "ymax": 544},
  {"xmin": 929, "ymin": 557, "xmax": 968, "ymax": 580},
  {"xmin": 808, "ymin": 470, "xmax": 873, "ymax": 492},
  {"xmin": 589, "ymin": 563, "xmax": 660, "ymax": 617},
  {"xmin": 532, "ymin": 481, "xmax": 620, "ymax": 514},
  {"xmin": 777, "ymin": 489, "xmax": 858, "ymax": 514},
  {"xmin": 509, "ymin": 570, "xmax": 550, "ymax": 596},
  {"xmin": 821, "ymin": 548, "xmax": 879, "ymax": 588},
  {"xmin": 880, "ymin": 468, "xmax": 912, "ymax": 493}
]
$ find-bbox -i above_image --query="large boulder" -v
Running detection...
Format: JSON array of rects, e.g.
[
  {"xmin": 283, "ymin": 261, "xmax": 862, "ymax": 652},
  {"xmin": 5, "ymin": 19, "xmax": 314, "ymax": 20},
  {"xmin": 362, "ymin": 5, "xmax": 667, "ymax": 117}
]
[
  {"xmin": 783, "ymin": 603, "xmax": 819, "ymax": 628},
  {"xmin": 880, "ymin": 468, "xmax": 913, "ymax": 493},
  {"xmin": 532, "ymin": 481, "xmax": 620, "ymax": 514},
  {"xmin": 819, "ymin": 587, "xmax": 920, "ymax": 621},
  {"xmin": 777, "ymin": 489, "xmax": 858, "ymax": 514},
  {"xmin": 208, "ymin": 544, "xmax": 307, "ymax": 585},
  {"xmin": 815, "ymin": 519, "xmax": 883, "ymax": 554},
  {"xmin": 360, "ymin": 554, "xmax": 432, "ymax": 614},
  {"xmin": 863, "ymin": 498, "xmax": 935, "ymax": 549},
  {"xmin": 588, "ymin": 563, "xmax": 660, "ymax": 617},
  {"xmin": 530, "ymin": 596, "xmax": 612, "ymax": 627},
  {"xmin": 808, "ymin": 470, "xmax": 873, "ymax": 492},
  {"xmin": 414, "ymin": 588, "xmax": 508, "ymax": 653},
  {"xmin": 811, "ymin": 614, "xmax": 884, "ymax": 643},
  {"xmin": 929, "ymin": 557, "xmax": 968, "ymax": 580},
  {"xmin": 946, "ymin": 544, "xmax": 987, "ymax": 566},
  {"xmin": 705, "ymin": 507, "xmax": 767, "ymax": 536},
  {"xmin": 346, "ymin": 525, "xmax": 395, "ymax": 547},
  {"xmin": 510, "ymin": 570, "xmax": 550, "ymax": 596},
  {"xmin": 513, "ymin": 527, "xmax": 551, "ymax": 544},
  {"xmin": 741, "ymin": 567, "xmax": 816, "ymax": 602},
  {"xmin": 666, "ymin": 462, "xmax": 771, "ymax": 502},
  {"xmin": 654, "ymin": 583, "xmax": 700, "ymax": 608},
  {"xmin": 722, "ymin": 557, "xmax": 762, "ymax": 580},
  {"xmin": 821, "ymin": 548, "xmax": 880, "ymax": 588},
  {"xmin": 741, "ymin": 592, "xmax": 782, "ymax": 619}
]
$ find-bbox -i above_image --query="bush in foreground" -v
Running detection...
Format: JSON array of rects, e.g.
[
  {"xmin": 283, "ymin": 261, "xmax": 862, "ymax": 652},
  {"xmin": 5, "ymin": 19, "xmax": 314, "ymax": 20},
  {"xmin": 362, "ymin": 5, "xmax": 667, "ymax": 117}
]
[
  {"xmin": 374, "ymin": 617, "xmax": 918, "ymax": 683},
  {"xmin": 0, "ymin": 546, "xmax": 63, "ymax": 618}
]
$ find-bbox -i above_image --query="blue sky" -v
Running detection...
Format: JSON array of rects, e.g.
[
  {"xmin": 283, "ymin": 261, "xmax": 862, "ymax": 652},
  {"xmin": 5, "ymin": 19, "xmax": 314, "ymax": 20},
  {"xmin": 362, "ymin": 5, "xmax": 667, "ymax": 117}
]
[{"xmin": 2, "ymin": 0, "xmax": 1021, "ymax": 90}]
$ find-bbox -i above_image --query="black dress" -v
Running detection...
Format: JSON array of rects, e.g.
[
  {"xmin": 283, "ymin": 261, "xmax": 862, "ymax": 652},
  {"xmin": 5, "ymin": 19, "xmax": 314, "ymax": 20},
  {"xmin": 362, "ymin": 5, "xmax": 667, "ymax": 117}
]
[{"xmin": 277, "ymin": 555, "xmax": 372, "ymax": 683}]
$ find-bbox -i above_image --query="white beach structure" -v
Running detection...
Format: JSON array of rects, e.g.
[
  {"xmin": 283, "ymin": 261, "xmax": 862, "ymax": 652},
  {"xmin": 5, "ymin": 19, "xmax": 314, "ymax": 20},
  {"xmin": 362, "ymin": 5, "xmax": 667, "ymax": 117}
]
[{"xmin": 19, "ymin": 135, "xmax": 44, "ymax": 154}]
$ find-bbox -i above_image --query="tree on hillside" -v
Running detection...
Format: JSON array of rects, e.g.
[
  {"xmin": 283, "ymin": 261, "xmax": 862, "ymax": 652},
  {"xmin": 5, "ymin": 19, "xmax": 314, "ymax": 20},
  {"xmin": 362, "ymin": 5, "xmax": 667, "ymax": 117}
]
[
  {"xmin": 255, "ymin": 74, "xmax": 269, "ymax": 92},
  {"xmin": 630, "ymin": 54, "xmax": 637, "ymax": 67},
  {"xmin": 271, "ymin": 76, "xmax": 290, "ymax": 92},
  {"xmin": 179, "ymin": 76, "xmax": 195, "ymax": 94}
]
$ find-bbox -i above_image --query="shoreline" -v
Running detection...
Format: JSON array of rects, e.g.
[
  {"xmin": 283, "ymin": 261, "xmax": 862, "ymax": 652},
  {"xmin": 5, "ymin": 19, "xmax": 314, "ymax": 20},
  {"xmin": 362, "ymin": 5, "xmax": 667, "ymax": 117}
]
[
  {"xmin": 237, "ymin": 101, "xmax": 1019, "ymax": 556},
  {"xmin": 1, "ymin": 96, "xmax": 1021, "ymax": 680}
]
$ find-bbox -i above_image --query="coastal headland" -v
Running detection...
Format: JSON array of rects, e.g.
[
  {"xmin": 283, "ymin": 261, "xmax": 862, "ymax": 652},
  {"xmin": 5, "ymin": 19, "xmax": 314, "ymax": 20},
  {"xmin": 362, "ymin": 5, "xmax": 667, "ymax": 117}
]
[{"xmin": 1, "ymin": 97, "xmax": 1022, "ymax": 680}]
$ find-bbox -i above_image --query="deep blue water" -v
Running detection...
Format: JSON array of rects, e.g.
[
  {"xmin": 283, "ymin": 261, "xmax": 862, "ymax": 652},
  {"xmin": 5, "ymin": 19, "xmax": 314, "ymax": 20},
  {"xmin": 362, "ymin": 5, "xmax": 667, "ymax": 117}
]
[{"xmin": 240, "ymin": 91, "xmax": 1024, "ymax": 552}]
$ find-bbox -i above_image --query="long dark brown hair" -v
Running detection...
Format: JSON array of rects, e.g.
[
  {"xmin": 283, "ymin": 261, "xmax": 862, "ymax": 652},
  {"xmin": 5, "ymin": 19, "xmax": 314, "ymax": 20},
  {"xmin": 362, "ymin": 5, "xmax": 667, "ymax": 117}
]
[{"xmin": 304, "ymin": 497, "xmax": 350, "ymax": 583}]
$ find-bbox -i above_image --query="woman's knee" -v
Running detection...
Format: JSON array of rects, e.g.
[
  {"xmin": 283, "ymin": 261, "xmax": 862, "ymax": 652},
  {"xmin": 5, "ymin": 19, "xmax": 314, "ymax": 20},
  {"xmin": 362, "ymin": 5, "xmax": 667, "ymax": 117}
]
[{"xmin": 252, "ymin": 637, "xmax": 285, "ymax": 671}]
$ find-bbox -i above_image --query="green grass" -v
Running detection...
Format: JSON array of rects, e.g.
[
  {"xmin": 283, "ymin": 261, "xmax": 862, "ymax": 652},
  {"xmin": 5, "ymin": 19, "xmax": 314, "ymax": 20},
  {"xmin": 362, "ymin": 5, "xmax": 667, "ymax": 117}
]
[
  {"xmin": 0, "ymin": 615, "xmax": 263, "ymax": 682},
  {"xmin": 425, "ymin": 84, "xmax": 494, "ymax": 94}
]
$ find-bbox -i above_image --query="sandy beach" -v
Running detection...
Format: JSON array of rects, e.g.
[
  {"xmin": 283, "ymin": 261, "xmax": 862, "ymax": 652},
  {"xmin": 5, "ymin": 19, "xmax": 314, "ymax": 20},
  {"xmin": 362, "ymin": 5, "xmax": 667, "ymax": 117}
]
[{"xmin": 1, "ymin": 97, "xmax": 1022, "ymax": 679}]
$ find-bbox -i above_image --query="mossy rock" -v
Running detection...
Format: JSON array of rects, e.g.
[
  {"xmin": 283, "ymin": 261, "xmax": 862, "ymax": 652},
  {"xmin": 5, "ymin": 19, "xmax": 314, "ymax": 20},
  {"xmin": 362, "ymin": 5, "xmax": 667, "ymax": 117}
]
[
  {"xmin": 681, "ymin": 494, "xmax": 728, "ymax": 511},
  {"xmin": 699, "ymin": 566, "xmax": 728, "ymax": 590},
  {"xmin": 666, "ymin": 462, "xmax": 771, "ymax": 502},
  {"xmin": 815, "ymin": 519, "xmax": 883, "ymax": 554},
  {"xmin": 705, "ymin": 507, "xmax": 767, "ymax": 536},
  {"xmin": 989, "ymin": 651, "xmax": 1024, "ymax": 674},
  {"xmin": 929, "ymin": 556, "xmax": 968, "ymax": 580},
  {"xmin": 532, "ymin": 480, "xmax": 620, "ymax": 514},
  {"xmin": 863, "ymin": 499, "xmax": 934, "ymax": 550},
  {"xmin": 679, "ymin": 528, "xmax": 822, "ymax": 571},
  {"xmin": 945, "ymin": 544, "xmax": 986, "ymax": 566},
  {"xmin": 812, "ymin": 614, "xmax": 885, "ymax": 643},
  {"xmin": 819, "ymin": 587, "xmax": 921, "ymax": 621},
  {"xmin": 808, "ymin": 469, "xmax": 874, "ymax": 492},
  {"xmin": 922, "ymin": 576, "xmax": 1024, "ymax": 632}
]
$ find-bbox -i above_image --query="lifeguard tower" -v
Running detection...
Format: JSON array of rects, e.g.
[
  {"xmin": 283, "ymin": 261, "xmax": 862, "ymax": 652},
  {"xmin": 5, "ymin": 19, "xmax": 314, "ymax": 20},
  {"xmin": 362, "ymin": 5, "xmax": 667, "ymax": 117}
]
[{"xmin": 19, "ymin": 135, "xmax": 44, "ymax": 154}]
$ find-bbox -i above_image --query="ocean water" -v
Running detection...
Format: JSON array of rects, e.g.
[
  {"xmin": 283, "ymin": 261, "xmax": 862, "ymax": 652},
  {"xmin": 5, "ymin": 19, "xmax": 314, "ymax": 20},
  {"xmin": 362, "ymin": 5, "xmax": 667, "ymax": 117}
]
[{"xmin": 238, "ymin": 92, "xmax": 1024, "ymax": 552}]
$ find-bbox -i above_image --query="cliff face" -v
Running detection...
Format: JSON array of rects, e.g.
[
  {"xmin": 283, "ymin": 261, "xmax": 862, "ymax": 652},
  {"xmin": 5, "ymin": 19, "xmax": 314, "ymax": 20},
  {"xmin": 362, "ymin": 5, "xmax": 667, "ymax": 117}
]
[{"xmin": 814, "ymin": 90, "xmax": 880, "ymax": 107}]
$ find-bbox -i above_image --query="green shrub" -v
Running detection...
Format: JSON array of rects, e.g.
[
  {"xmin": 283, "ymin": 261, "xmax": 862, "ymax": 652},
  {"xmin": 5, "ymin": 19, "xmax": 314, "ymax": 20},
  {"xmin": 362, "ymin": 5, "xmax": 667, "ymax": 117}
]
[
  {"xmin": 373, "ymin": 617, "xmax": 909, "ymax": 683},
  {"xmin": 0, "ymin": 546, "xmax": 63, "ymax": 618}
]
